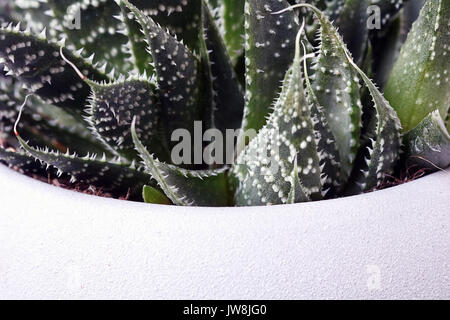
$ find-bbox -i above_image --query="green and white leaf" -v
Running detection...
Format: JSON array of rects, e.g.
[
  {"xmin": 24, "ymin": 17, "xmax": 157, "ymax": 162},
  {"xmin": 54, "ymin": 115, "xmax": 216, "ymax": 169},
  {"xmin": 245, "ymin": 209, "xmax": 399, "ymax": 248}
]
[
  {"xmin": 119, "ymin": 0, "xmax": 204, "ymax": 74},
  {"xmin": 121, "ymin": 0, "xmax": 202, "ymax": 142},
  {"xmin": 202, "ymin": 3, "xmax": 244, "ymax": 134},
  {"xmin": 211, "ymin": 0, "xmax": 246, "ymax": 64},
  {"xmin": 403, "ymin": 110, "xmax": 450, "ymax": 170},
  {"xmin": 242, "ymin": 0, "xmax": 299, "ymax": 134},
  {"xmin": 345, "ymin": 49, "xmax": 402, "ymax": 193},
  {"xmin": 17, "ymin": 133, "xmax": 151, "ymax": 199},
  {"xmin": 0, "ymin": 81, "xmax": 108, "ymax": 154},
  {"xmin": 12, "ymin": 0, "xmax": 61, "ymax": 39},
  {"xmin": 335, "ymin": 0, "xmax": 369, "ymax": 63},
  {"xmin": 0, "ymin": 25, "xmax": 109, "ymax": 117},
  {"xmin": 295, "ymin": 3, "xmax": 402, "ymax": 193},
  {"xmin": 385, "ymin": 0, "xmax": 449, "ymax": 132},
  {"xmin": 118, "ymin": 2, "xmax": 153, "ymax": 75},
  {"xmin": 303, "ymin": 50, "xmax": 342, "ymax": 195},
  {"xmin": 85, "ymin": 77, "xmax": 168, "ymax": 162},
  {"xmin": 234, "ymin": 28, "xmax": 324, "ymax": 206},
  {"xmin": 47, "ymin": 0, "xmax": 132, "ymax": 73},
  {"xmin": 286, "ymin": 157, "xmax": 310, "ymax": 204},
  {"xmin": 307, "ymin": 4, "xmax": 362, "ymax": 182},
  {"xmin": 0, "ymin": 145, "xmax": 49, "ymax": 175},
  {"xmin": 132, "ymin": 119, "xmax": 231, "ymax": 206},
  {"xmin": 127, "ymin": 0, "xmax": 203, "ymax": 52}
]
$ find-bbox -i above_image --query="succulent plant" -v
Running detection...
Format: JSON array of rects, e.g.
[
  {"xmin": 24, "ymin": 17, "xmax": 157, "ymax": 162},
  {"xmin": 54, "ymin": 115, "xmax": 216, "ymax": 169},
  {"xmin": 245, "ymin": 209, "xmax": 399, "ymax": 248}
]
[{"xmin": 0, "ymin": 0, "xmax": 448, "ymax": 206}]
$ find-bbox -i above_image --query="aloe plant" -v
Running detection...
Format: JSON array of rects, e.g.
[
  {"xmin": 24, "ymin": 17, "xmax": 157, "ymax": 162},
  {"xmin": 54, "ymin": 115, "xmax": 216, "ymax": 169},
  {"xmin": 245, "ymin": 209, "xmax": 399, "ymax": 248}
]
[{"xmin": 0, "ymin": 0, "xmax": 448, "ymax": 207}]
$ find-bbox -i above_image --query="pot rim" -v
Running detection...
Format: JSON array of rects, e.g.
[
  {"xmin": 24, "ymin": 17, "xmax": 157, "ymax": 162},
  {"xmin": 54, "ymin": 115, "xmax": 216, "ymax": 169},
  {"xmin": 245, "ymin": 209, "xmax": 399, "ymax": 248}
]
[
  {"xmin": 0, "ymin": 164, "xmax": 448, "ymax": 211},
  {"xmin": 1, "ymin": 164, "xmax": 449, "ymax": 299}
]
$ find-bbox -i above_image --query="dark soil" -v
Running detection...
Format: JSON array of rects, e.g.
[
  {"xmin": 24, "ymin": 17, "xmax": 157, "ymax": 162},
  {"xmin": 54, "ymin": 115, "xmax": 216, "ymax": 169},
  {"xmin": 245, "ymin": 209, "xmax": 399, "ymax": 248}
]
[
  {"xmin": 3, "ymin": 161, "xmax": 438, "ymax": 204},
  {"xmin": 31, "ymin": 173, "xmax": 131, "ymax": 200}
]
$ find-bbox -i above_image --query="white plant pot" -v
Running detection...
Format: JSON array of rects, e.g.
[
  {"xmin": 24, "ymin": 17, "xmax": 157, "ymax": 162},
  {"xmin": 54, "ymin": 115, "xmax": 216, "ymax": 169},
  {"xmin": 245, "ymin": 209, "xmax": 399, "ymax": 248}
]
[{"xmin": 0, "ymin": 164, "xmax": 449, "ymax": 299}]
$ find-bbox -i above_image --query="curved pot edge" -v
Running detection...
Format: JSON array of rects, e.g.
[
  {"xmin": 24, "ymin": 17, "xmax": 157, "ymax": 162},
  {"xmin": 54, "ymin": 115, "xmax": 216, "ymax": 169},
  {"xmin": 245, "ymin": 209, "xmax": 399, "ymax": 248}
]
[
  {"xmin": 0, "ymin": 163, "xmax": 448, "ymax": 213},
  {"xmin": 1, "ymin": 164, "xmax": 449, "ymax": 300}
]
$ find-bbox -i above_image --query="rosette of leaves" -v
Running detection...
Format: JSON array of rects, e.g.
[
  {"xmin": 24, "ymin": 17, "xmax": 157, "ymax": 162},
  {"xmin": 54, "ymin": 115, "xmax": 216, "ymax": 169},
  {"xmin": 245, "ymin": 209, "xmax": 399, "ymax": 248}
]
[
  {"xmin": 0, "ymin": 0, "xmax": 244, "ymax": 204},
  {"xmin": 0, "ymin": 0, "xmax": 448, "ymax": 207}
]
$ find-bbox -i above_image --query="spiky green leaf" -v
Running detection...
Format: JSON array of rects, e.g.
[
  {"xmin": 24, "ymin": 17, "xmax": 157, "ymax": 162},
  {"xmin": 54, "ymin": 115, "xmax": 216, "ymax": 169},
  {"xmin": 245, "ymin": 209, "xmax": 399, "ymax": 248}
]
[
  {"xmin": 0, "ymin": 80, "xmax": 108, "ymax": 155},
  {"xmin": 46, "ymin": 0, "xmax": 132, "ymax": 73},
  {"xmin": 292, "ymin": 3, "xmax": 402, "ymax": 193},
  {"xmin": 121, "ymin": 0, "xmax": 202, "ymax": 142},
  {"xmin": 335, "ymin": 0, "xmax": 369, "ymax": 63},
  {"xmin": 286, "ymin": 158, "xmax": 310, "ymax": 204},
  {"xmin": 85, "ymin": 77, "xmax": 169, "ymax": 161},
  {"xmin": 120, "ymin": 0, "xmax": 205, "ymax": 74},
  {"xmin": 0, "ymin": 145, "xmax": 49, "ymax": 175},
  {"xmin": 234, "ymin": 28, "xmax": 324, "ymax": 206},
  {"xmin": 242, "ymin": 0, "xmax": 299, "ymax": 133},
  {"xmin": 128, "ymin": 0, "xmax": 203, "ymax": 52},
  {"xmin": 345, "ymin": 52, "xmax": 403, "ymax": 193},
  {"xmin": 132, "ymin": 119, "xmax": 231, "ymax": 206},
  {"xmin": 385, "ymin": 0, "xmax": 449, "ymax": 132},
  {"xmin": 303, "ymin": 53, "xmax": 342, "ymax": 195},
  {"xmin": 202, "ymin": 3, "xmax": 244, "ymax": 134},
  {"xmin": 309, "ymin": 5, "xmax": 362, "ymax": 182},
  {"xmin": 403, "ymin": 110, "xmax": 450, "ymax": 170},
  {"xmin": 0, "ymin": 26, "xmax": 108, "ymax": 117},
  {"xmin": 119, "ymin": 2, "xmax": 153, "ymax": 75},
  {"xmin": 211, "ymin": 0, "xmax": 245, "ymax": 64},
  {"xmin": 17, "ymin": 133, "xmax": 152, "ymax": 199}
]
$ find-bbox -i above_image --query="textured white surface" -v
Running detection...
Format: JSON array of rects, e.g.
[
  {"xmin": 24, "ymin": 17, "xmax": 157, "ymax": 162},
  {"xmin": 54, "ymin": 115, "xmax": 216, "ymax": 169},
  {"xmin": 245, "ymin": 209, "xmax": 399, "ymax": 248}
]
[{"xmin": 0, "ymin": 164, "xmax": 449, "ymax": 300}]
